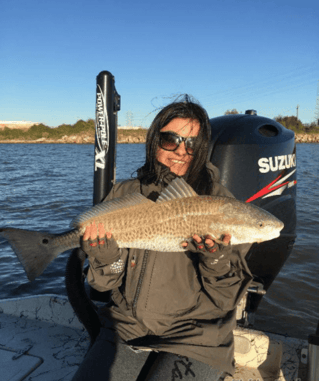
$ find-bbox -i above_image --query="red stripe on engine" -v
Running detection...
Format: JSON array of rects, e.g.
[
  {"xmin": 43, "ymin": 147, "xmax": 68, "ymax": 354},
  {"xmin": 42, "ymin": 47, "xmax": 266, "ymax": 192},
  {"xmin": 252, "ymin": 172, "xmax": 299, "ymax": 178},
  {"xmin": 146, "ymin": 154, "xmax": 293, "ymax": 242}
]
[{"xmin": 245, "ymin": 174, "xmax": 289, "ymax": 203}]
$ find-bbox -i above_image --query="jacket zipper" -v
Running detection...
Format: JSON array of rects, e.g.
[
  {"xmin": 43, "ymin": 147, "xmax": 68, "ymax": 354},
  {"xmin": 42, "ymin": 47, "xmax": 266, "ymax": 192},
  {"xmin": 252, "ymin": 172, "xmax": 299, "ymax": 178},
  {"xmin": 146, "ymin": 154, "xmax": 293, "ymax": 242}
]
[{"xmin": 132, "ymin": 250, "xmax": 149, "ymax": 318}]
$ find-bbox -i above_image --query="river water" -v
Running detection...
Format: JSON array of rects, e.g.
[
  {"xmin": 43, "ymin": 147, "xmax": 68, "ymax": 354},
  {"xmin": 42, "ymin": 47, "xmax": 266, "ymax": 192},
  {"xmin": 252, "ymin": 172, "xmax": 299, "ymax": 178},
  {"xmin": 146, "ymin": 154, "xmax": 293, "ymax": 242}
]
[{"xmin": 0, "ymin": 143, "xmax": 318, "ymax": 340}]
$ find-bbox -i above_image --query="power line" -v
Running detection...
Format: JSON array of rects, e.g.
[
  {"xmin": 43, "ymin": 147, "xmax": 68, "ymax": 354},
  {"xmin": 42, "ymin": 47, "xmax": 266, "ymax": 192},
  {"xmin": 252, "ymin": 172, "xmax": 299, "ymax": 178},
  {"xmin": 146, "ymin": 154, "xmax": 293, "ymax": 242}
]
[{"xmin": 200, "ymin": 62, "xmax": 318, "ymax": 105}]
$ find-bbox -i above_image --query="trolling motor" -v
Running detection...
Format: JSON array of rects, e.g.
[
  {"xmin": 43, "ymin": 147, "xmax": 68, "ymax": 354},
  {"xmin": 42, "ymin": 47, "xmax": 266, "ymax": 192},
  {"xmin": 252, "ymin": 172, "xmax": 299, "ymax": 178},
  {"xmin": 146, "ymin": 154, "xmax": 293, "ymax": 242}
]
[
  {"xmin": 93, "ymin": 71, "xmax": 120, "ymax": 205},
  {"xmin": 65, "ymin": 71, "xmax": 120, "ymax": 344},
  {"xmin": 209, "ymin": 111, "xmax": 297, "ymax": 324},
  {"xmin": 90, "ymin": 71, "xmax": 120, "ymax": 302}
]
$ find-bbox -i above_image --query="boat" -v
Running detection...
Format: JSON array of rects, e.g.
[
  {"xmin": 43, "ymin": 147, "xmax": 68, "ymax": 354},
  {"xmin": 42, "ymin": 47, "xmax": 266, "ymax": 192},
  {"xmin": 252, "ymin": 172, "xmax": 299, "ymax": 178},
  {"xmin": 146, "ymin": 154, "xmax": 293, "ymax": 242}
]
[{"xmin": 1, "ymin": 71, "xmax": 318, "ymax": 380}]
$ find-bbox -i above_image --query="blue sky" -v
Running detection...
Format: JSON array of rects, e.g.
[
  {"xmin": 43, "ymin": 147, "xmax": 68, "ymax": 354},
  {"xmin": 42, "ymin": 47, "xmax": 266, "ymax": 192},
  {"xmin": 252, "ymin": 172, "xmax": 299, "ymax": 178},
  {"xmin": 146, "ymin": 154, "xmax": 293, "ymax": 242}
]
[{"xmin": 1, "ymin": 0, "xmax": 318, "ymax": 127}]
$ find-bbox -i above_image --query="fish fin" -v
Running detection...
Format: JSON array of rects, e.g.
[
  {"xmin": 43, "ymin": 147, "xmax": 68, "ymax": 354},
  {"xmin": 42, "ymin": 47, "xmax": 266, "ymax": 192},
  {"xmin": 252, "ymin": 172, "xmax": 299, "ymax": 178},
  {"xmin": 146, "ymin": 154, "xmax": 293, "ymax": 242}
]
[
  {"xmin": 156, "ymin": 178, "xmax": 198, "ymax": 203},
  {"xmin": 71, "ymin": 193, "xmax": 154, "ymax": 229},
  {"xmin": 0, "ymin": 228, "xmax": 61, "ymax": 281}
]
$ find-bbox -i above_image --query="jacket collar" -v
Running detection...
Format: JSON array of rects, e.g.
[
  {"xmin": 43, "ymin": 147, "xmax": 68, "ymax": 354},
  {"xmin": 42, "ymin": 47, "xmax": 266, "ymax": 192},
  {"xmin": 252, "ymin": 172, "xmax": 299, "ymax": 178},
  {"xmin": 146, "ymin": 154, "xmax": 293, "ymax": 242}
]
[
  {"xmin": 155, "ymin": 161, "xmax": 180, "ymax": 186},
  {"xmin": 141, "ymin": 161, "xmax": 180, "ymax": 200}
]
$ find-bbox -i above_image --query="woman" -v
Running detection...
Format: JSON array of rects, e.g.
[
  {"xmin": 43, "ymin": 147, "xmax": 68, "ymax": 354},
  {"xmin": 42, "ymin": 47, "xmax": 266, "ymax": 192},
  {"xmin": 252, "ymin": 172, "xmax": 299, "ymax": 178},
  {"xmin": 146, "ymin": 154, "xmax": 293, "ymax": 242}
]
[{"xmin": 72, "ymin": 96, "xmax": 253, "ymax": 380}]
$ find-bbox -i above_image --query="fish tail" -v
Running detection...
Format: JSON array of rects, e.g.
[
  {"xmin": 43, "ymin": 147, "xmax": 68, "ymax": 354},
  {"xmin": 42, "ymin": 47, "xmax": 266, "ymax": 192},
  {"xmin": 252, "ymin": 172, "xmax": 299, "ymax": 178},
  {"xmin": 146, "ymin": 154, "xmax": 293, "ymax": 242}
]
[{"xmin": 0, "ymin": 228, "xmax": 65, "ymax": 281}]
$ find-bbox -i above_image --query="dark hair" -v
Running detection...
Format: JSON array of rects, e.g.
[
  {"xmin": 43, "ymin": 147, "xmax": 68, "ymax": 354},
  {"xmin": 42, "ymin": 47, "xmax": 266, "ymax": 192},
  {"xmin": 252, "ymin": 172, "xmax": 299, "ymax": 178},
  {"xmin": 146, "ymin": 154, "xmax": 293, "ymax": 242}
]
[{"xmin": 136, "ymin": 95, "xmax": 214, "ymax": 195}]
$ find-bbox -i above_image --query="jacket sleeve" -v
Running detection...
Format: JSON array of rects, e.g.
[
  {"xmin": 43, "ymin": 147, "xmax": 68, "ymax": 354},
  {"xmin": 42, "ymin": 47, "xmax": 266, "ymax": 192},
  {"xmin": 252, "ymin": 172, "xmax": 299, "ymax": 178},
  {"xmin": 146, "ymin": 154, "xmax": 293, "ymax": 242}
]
[
  {"xmin": 198, "ymin": 243, "xmax": 253, "ymax": 312},
  {"xmin": 86, "ymin": 181, "xmax": 138, "ymax": 292},
  {"xmin": 87, "ymin": 249, "xmax": 129, "ymax": 292}
]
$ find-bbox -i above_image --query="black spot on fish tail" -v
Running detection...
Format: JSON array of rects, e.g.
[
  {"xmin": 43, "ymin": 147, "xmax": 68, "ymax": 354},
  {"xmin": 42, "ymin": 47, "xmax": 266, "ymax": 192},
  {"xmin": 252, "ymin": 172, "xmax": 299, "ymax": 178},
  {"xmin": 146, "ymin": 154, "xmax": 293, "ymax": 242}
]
[{"xmin": 0, "ymin": 228, "xmax": 70, "ymax": 281}]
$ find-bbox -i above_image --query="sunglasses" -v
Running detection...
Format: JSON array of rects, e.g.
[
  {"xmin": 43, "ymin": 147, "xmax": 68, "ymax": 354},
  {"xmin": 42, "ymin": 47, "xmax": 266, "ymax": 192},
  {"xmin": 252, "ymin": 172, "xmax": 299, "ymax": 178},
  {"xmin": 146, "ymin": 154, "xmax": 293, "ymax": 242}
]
[{"xmin": 159, "ymin": 132, "xmax": 197, "ymax": 156}]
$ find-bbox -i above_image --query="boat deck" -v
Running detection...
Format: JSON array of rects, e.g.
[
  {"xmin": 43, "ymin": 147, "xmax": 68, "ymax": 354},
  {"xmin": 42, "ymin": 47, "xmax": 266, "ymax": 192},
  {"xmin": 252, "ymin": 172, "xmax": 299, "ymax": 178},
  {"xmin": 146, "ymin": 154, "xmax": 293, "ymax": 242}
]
[
  {"xmin": 0, "ymin": 295, "xmax": 309, "ymax": 381},
  {"xmin": 1, "ymin": 295, "xmax": 88, "ymax": 380}
]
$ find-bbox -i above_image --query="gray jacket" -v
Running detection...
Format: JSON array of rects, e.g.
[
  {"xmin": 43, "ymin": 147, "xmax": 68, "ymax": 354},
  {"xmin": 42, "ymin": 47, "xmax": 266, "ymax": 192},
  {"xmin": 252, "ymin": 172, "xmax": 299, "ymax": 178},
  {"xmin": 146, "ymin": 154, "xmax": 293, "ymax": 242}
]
[{"xmin": 87, "ymin": 164, "xmax": 253, "ymax": 375}]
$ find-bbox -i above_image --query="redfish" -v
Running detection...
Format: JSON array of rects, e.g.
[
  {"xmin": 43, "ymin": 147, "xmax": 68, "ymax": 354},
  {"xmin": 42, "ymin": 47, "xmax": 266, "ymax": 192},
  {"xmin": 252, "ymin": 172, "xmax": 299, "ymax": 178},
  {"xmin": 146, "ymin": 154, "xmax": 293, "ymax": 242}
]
[{"xmin": 0, "ymin": 178, "xmax": 284, "ymax": 281}]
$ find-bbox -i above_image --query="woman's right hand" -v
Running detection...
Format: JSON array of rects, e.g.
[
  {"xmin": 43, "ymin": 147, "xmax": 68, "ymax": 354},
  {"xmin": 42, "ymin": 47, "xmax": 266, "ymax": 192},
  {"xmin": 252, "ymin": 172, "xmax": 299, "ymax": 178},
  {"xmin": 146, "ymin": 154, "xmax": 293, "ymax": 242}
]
[{"xmin": 81, "ymin": 221, "xmax": 120, "ymax": 265}]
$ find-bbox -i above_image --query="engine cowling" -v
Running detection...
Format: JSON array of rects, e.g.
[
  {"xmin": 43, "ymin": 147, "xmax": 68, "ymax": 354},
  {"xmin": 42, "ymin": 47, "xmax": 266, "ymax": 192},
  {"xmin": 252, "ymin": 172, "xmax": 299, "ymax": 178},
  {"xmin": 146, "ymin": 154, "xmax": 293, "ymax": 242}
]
[{"xmin": 209, "ymin": 111, "xmax": 296, "ymax": 312}]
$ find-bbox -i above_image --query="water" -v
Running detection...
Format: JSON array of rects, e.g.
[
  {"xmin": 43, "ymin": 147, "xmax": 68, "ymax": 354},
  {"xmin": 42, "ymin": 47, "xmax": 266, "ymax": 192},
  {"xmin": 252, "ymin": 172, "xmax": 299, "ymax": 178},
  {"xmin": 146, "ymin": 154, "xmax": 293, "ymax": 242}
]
[{"xmin": 0, "ymin": 143, "xmax": 318, "ymax": 340}]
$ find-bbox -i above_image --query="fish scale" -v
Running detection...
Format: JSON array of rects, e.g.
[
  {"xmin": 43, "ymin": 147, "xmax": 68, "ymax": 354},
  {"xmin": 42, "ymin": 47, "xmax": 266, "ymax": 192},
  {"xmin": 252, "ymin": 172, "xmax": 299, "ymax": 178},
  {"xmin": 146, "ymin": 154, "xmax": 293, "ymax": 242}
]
[{"xmin": 0, "ymin": 177, "xmax": 284, "ymax": 281}]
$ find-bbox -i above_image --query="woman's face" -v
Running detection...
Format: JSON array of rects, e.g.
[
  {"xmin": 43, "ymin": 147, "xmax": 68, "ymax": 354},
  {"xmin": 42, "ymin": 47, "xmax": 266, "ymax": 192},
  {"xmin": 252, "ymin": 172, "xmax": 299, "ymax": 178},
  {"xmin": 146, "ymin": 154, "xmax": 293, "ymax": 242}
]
[{"xmin": 156, "ymin": 118, "xmax": 200, "ymax": 176}]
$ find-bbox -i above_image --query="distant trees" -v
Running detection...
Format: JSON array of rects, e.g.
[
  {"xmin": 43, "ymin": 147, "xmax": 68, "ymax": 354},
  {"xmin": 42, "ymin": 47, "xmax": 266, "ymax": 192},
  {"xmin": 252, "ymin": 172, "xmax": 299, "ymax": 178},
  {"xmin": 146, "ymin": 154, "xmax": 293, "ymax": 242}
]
[
  {"xmin": 224, "ymin": 109, "xmax": 239, "ymax": 115},
  {"xmin": 274, "ymin": 115, "xmax": 304, "ymax": 133},
  {"xmin": 274, "ymin": 115, "xmax": 319, "ymax": 134},
  {"xmin": 0, "ymin": 119, "xmax": 96, "ymax": 140}
]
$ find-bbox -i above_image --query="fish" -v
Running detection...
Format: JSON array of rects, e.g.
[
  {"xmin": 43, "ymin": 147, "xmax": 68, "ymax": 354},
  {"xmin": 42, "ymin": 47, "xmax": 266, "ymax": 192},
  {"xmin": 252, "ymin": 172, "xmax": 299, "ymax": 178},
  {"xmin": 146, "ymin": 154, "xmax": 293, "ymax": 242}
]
[{"xmin": 0, "ymin": 177, "xmax": 284, "ymax": 281}]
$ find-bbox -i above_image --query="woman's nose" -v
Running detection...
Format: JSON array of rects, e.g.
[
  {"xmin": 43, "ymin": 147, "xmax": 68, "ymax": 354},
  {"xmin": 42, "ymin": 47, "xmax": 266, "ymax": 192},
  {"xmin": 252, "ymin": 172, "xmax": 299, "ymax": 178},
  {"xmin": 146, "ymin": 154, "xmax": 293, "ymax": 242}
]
[{"xmin": 174, "ymin": 141, "xmax": 187, "ymax": 155}]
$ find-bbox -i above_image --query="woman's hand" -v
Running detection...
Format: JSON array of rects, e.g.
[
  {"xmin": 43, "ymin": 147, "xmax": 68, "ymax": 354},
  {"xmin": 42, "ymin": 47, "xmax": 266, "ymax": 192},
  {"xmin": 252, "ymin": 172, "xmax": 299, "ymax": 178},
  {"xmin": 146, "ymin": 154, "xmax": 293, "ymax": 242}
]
[
  {"xmin": 81, "ymin": 221, "xmax": 120, "ymax": 265},
  {"xmin": 83, "ymin": 221, "xmax": 112, "ymax": 244},
  {"xmin": 182, "ymin": 234, "xmax": 231, "ymax": 255}
]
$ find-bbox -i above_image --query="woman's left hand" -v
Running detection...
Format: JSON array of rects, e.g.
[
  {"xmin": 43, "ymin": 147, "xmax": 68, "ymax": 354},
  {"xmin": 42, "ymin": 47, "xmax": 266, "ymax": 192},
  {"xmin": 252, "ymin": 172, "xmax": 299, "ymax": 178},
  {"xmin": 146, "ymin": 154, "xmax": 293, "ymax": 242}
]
[{"xmin": 182, "ymin": 234, "xmax": 231, "ymax": 255}]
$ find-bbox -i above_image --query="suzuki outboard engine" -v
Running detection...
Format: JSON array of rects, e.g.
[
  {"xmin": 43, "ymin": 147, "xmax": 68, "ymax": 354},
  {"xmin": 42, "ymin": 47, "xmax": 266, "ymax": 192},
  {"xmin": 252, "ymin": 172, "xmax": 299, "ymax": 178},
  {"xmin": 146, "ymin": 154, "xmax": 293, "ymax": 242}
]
[{"xmin": 209, "ymin": 110, "xmax": 297, "ymax": 316}]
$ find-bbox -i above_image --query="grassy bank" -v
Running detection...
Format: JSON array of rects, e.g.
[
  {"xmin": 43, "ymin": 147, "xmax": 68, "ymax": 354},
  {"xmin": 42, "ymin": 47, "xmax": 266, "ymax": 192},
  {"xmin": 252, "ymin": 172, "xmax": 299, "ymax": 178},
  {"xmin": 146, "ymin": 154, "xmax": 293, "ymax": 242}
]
[
  {"xmin": 0, "ymin": 119, "xmax": 96, "ymax": 141},
  {"xmin": 0, "ymin": 119, "xmax": 148, "ymax": 144}
]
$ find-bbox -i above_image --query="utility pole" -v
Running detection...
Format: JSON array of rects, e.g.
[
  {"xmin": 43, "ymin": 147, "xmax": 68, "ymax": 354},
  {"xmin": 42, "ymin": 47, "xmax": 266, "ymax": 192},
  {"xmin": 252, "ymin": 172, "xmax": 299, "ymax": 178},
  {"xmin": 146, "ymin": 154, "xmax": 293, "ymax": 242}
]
[{"xmin": 296, "ymin": 105, "xmax": 299, "ymax": 120}]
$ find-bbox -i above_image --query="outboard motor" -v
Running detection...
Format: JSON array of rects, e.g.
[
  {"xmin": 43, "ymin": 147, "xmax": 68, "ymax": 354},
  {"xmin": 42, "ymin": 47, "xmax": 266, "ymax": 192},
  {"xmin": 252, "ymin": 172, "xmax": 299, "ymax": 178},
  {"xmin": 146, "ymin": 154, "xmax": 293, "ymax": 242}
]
[{"xmin": 209, "ymin": 110, "xmax": 297, "ymax": 316}]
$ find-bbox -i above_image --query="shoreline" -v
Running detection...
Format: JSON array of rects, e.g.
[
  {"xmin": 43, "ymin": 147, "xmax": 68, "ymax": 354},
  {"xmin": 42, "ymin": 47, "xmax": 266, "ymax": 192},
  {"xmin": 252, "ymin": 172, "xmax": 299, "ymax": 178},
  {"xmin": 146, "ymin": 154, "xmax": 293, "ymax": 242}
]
[
  {"xmin": 0, "ymin": 135, "xmax": 146, "ymax": 145},
  {"xmin": 295, "ymin": 134, "xmax": 319, "ymax": 143},
  {"xmin": 0, "ymin": 134, "xmax": 318, "ymax": 144}
]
